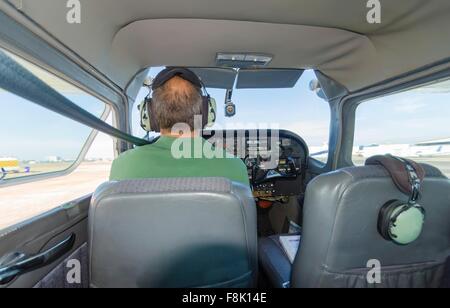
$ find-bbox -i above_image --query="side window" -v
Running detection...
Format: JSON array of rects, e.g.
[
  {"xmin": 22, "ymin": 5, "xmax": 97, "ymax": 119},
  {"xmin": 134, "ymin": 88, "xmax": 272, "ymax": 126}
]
[
  {"xmin": 0, "ymin": 50, "xmax": 114, "ymax": 230},
  {"xmin": 353, "ymin": 79, "xmax": 450, "ymax": 177}
]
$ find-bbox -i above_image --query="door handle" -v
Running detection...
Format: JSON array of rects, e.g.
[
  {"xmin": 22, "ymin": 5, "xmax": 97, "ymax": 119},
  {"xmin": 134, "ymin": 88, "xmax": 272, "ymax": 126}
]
[{"xmin": 0, "ymin": 233, "xmax": 76, "ymax": 285}]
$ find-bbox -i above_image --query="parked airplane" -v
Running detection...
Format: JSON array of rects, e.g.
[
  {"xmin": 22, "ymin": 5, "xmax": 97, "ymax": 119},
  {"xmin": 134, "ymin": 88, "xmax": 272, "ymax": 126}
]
[
  {"xmin": 354, "ymin": 138, "xmax": 450, "ymax": 158},
  {"xmin": 0, "ymin": 157, "xmax": 19, "ymax": 172}
]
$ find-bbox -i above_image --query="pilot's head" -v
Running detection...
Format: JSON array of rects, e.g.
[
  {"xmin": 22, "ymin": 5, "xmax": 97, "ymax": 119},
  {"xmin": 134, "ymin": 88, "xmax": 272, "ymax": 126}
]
[{"xmin": 152, "ymin": 68, "xmax": 203, "ymax": 135}]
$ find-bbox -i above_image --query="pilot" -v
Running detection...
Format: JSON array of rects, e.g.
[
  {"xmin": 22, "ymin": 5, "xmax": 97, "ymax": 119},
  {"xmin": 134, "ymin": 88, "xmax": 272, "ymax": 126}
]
[{"xmin": 109, "ymin": 67, "xmax": 249, "ymax": 185}]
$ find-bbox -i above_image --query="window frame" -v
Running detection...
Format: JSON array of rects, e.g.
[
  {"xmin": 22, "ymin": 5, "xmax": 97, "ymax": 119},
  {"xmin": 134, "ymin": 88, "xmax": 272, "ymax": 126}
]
[
  {"xmin": 338, "ymin": 65, "xmax": 450, "ymax": 169},
  {"xmin": 0, "ymin": 8, "xmax": 134, "ymax": 187}
]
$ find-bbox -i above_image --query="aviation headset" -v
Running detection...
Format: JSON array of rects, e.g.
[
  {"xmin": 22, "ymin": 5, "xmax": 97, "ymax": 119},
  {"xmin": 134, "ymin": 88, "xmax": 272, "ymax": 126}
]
[
  {"xmin": 367, "ymin": 155, "xmax": 426, "ymax": 245},
  {"xmin": 139, "ymin": 67, "xmax": 217, "ymax": 132}
]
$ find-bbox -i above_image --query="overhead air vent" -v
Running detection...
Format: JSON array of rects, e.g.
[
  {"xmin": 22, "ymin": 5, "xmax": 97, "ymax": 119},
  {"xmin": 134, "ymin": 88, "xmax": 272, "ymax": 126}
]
[{"xmin": 216, "ymin": 53, "xmax": 273, "ymax": 69}]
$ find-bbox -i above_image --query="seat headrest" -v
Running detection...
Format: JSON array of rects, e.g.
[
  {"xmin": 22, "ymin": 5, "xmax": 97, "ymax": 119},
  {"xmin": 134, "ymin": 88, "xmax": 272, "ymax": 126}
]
[{"xmin": 366, "ymin": 155, "xmax": 425, "ymax": 196}]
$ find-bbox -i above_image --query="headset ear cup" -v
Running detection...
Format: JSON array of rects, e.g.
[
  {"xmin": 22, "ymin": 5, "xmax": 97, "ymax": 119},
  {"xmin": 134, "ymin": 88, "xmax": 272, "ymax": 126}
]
[
  {"xmin": 202, "ymin": 96, "xmax": 208, "ymax": 128},
  {"xmin": 378, "ymin": 200, "xmax": 400, "ymax": 241},
  {"xmin": 390, "ymin": 205, "xmax": 425, "ymax": 245},
  {"xmin": 140, "ymin": 98, "xmax": 160, "ymax": 132},
  {"xmin": 378, "ymin": 200, "xmax": 425, "ymax": 245},
  {"xmin": 208, "ymin": 97, "xmax": 217, "ymax": 127},
  {"xmin": 201, "ymin": 96, "xmax": 217, "ymax": 128},
  {"xmin": 147, "ymin": 98, "xmax": 160, "ymax": 133},
  {"xmin": 139, "ymin": 99, "xmax": 151, "ymax": 132}
]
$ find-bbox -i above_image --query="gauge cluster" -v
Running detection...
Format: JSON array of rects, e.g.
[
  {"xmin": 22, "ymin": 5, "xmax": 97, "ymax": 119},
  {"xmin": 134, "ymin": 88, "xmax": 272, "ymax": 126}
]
[{"xmin": 204, "ymin": 130, "xmax": 309, "ymax": 198}]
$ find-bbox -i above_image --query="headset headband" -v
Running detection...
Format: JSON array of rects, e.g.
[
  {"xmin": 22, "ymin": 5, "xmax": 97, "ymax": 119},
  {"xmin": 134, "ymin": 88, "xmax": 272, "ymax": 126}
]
[
  {"xmin": 392, "ymin": 156, "xmax": 423, "ymax": 204},
  {"xmin": 152, "ymin": 67, "xmax": 203, "ymax": 91},
  {"xmin": 366, "ymin": 154, "xmax": 425, "ymax": 201}
]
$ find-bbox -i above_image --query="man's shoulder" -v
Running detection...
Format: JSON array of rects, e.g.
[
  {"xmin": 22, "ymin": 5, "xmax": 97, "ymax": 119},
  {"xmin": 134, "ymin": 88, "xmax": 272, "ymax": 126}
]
[
  {"xmin": 110, "ymin": 145, "xmax": 158, "ymax": 180},
  {"xmin": 214, "ymin": 156, "xmax": 249, "ymax": 186},
  {"xmin": 222, "ymin": 155, "xmax": 246, "ymax": 166},
  {"xmin": 114, "ymin": 144, "xmax": 155, "ymax": 163},
  {"xmin": 126, "ymin": 143, "xmax": 159, "ymax": 155},
  {"xmin": 210, "ymin": 154, "xmax": 247, "ymax": 172}
]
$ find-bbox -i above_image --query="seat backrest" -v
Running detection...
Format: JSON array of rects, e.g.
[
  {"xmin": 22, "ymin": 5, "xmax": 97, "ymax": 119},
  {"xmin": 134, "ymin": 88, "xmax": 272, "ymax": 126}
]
[
  {"xmin": 89, "ymin": 177, "xmax": 257, "ymax": 288},
  {"xmin": 293, "ymin": 164, "xmax": 450, "ymax": 288}
]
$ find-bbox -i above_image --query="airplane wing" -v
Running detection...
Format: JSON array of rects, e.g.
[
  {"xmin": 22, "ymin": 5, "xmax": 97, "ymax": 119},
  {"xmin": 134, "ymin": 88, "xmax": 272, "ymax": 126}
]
[
  {"xmin": 415, "ymin": 80, "xmax": 450, "ymax": 94},
  {"xmin": 415, "ymin": 138, "xmax": 450, "ymax": 146}
]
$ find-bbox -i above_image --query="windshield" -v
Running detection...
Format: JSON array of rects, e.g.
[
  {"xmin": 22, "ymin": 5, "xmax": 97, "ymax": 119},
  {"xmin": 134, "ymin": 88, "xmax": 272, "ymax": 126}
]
[
  {"xmin": 208, "ymin": 70, "xmax": 329, "ymax": 146},
  {"xmin": 132, "ymin": 69, "xmax": 330, "ymax": 160}
]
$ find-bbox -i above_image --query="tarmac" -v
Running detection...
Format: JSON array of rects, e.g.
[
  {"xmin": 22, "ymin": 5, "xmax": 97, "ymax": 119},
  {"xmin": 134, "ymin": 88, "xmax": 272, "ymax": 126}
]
[{"xmin": 0, "ymin": 162, "xmax": 111, "ymax": 230}]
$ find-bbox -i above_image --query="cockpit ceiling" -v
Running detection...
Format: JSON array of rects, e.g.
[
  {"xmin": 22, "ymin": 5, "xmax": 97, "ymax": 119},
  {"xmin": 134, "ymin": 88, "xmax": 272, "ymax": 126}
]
[
  {"xmin": 111, "ymin": 19, "xmax": 377, "ymax": 91},
  {"xmin": 7, "ymin": 0, "xmax": 450, "ymax": 92}
]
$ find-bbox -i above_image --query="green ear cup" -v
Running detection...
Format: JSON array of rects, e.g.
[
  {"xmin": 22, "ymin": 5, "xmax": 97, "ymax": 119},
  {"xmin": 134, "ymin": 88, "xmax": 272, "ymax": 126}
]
[
  {"xmin": 389, "ymin": 205, "xmax": 425, "ymax": 245},
  {"xmin": 206, "ymin": 97, "xmax": 217, "ymax": 127},
  {"xmin": 139, "ymin": 99, "xmax": 152, "ymax": 132}
]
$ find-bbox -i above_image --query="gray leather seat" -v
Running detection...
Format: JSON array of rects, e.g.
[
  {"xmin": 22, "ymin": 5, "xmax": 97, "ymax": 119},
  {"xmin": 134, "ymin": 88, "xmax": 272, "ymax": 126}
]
[
  {"xmin": 260, "ymin": 164, "xmax": 450, "ymax": 288},
  {"xmin": 259, "ymin": 235, "xmax": 293, "ymax": 288},
  {"xmin": 89, "ymin": 177, "xmax": 257, "ymax": 288}
]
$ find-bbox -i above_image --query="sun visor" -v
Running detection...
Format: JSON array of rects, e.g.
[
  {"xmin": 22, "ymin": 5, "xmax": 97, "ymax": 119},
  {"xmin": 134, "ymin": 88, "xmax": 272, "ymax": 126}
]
[
  {"xmin": 188, "ymin": 67, "xmax": 237, "ymax": 89},
  {"xmin": 236, "ymin": 69, "xmax": 304, "ymax": 89}
]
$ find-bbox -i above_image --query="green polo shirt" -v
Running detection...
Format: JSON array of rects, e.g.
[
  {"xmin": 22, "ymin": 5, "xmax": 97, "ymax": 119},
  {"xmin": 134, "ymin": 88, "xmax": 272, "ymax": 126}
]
[{"xmin": 110, "ymin": 136, "xmax": 250, "ymax": 186}]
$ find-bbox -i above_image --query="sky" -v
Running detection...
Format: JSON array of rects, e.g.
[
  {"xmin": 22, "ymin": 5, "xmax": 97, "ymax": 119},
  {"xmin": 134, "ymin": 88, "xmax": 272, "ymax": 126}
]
[
  {"xmin": 355, "ymin": 87, "xmax": 450, "ymax": 145},
  {"xmin": 2, "ymin": 65, "xmax": 450, "ymax": 162},
  {"xmin": 0, "ymin": 92, "xmax": 107, "ymax": 161}
]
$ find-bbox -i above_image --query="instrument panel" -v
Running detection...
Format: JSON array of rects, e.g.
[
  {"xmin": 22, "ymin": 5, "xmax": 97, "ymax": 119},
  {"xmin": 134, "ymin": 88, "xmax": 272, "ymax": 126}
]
[{"xmin": 204, "ymin": 130, "xmax": 309, "ymax": 198}]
